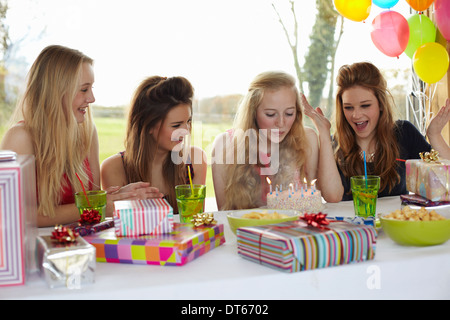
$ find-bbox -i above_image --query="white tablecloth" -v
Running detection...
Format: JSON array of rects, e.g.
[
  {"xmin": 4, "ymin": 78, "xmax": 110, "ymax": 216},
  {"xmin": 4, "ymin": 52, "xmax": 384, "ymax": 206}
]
[{"xmin": 1, "ymin": 196, "xmax": 450, "ymax": 300}]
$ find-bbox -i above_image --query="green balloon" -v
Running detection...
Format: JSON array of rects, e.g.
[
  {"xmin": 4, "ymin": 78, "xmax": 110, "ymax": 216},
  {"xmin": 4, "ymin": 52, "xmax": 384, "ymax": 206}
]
[{"xmin": 405, "ymin": 14, "xmax": 436, "ymax": 59}]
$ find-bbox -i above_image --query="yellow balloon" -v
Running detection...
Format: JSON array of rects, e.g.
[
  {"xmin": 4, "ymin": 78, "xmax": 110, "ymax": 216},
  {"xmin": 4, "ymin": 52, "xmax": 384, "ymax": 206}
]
[
  {"xmin": 413, "ymin": 42, "xmax": 449, "ymax": 84},
  {"xmin": 334, "ymin": 0, "xmax": 372, "ymax": 22}
]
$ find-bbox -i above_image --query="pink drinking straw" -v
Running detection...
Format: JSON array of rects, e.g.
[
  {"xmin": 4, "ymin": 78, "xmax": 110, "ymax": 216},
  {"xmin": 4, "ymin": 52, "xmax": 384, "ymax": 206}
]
[{"xmin": 75, "ymin": 172, "xmax": 91, "ymax": 206}]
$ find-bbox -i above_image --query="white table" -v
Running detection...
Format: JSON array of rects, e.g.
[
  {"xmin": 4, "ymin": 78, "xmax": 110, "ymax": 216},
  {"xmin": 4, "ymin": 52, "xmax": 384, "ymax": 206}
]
[{"xmin": 1, "ymin": 196, "xmax": 450, "ymax": 300}]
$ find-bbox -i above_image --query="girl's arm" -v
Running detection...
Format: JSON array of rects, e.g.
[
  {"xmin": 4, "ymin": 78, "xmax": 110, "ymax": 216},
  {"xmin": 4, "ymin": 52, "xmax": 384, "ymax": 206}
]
[
  {"xmin": 1, "ymin": 124, "xmax": 84, "ymax": 226},
  {"xmin": 211, "ymin": 132, "xmax": 228, "ymax": 210},
  {"xmin": 302, "ymin": 94, "xmax": 343, "ymax": 202},
  {"xmin": 190, "ymin": 145, "xmax": 207, "ymax": 185}
]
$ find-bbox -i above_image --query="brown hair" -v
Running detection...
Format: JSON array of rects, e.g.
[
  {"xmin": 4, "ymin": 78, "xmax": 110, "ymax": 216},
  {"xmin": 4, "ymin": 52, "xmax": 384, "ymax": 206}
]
[
  {"xmin": 334, "ymin": 62, "xmax": 400, "ymax": 193},
  {"xmin": 122, "ymin": 76, "xmax": 194, "ymax": 209}
]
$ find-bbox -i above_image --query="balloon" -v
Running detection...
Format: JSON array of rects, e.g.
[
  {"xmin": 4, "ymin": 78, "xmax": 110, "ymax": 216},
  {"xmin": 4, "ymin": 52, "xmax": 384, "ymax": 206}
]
[
  {"xmin": 404, "ymin": 14, "xmax": 436, "ymax": 59},
  {"xmin": 373, "ymin": 0, "xmax": 400, "ymax": 9},
  {"xmin": 334, "ymin": 0, "xmax": 371, "ymax": 22},
  {"xmin": 371, "ymin": 11, "xmax": 410, "ymax": 57},
  {"xmin": 435, "ymin": 0, "xmax": 450, "ymax": 41},
  {"xmin": 413, "ymin": 42, "xmax": 449, "ymax": 83},
  {"xmin": 406, "ymin": 0, "xmax": 435, "ymax": 12}
]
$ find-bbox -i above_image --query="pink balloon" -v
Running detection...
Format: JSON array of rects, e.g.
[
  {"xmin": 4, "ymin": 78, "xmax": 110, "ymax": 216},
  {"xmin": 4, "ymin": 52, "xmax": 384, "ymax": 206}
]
[
  {"xmin": 435, "ymin": 0, "xmax": 450, "ymax": 41},
  {"xmin": 371, "ymin": 11, "xmax": 410, "ymax": 57}
]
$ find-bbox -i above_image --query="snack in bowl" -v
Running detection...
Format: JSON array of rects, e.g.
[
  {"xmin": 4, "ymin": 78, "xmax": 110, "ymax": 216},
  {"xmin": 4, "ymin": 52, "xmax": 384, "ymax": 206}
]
[
  {"xmin": 227, "ymin": 209, "xmax": 299, "ymax": 234},
  {"xmin": 380, "ymin": 206, "xmax": 450, "ymax": 246},
  {"xmin": 241, "ymin": 211, "xmax": 289, "ymax": 220}
]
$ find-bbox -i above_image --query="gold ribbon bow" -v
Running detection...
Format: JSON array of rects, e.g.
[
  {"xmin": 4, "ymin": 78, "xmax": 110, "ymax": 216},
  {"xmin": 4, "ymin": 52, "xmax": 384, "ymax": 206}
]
[
  {"xmin": 191, "ymin": 213, "xmax": 216, "ymax": 227},
  {"xmin": 420, "ymin": 149, "xmax": 440, "ymax": 163}
]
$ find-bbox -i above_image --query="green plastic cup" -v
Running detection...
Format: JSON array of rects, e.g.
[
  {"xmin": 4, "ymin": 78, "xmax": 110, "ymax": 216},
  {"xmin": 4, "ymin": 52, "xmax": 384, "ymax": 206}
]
[
  {"xmin": 175, "ymin": 184, "xmax": 206, "ymax": 223},
  {"xmin": 74, "ymin": 190, "xmax": 107, "ymax": 222},
  {"xmin": 350, "ymin": 175, "xmax": 380, "ymax": 218}
]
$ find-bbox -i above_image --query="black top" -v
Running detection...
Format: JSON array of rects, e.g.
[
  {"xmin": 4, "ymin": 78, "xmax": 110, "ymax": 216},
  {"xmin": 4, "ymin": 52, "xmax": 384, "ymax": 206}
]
[{"xmin": 337, "ymin": 120, "xmax": 431, "ymax": 201}]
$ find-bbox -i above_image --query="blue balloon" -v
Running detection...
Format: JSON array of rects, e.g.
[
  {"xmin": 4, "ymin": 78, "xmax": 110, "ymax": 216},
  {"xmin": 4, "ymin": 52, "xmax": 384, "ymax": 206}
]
[{"xmin": 373, "ymin": 0, "xmax": 400, "ymax": 8}]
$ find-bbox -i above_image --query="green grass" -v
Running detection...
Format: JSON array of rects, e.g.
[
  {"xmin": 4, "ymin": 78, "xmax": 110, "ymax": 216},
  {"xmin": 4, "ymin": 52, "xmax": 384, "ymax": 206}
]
[{"xmin": 95, "ymin": 117, "xmax": 232, "ymax": 198}]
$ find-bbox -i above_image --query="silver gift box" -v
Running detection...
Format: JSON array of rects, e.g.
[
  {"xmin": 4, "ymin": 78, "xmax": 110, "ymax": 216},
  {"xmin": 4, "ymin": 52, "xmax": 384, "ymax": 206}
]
[{"xmin": 37, "ymin": 235, "xmax": 96, "ymax": 289}]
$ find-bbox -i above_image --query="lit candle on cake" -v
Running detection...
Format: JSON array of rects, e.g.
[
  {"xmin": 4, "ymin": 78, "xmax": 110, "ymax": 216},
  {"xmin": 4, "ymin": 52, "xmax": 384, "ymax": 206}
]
[
  {"xmin": 311, "ymin": 179, "xmax": 317, "ymax": 195},
  {"xmin": 266, "ymin": 177, "xmax": 272, "ymax": 195}
]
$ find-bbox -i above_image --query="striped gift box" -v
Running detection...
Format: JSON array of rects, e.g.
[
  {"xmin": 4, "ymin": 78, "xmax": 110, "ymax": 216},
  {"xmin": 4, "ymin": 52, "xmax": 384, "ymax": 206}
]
[
  {"xmin": 236, "ymin": 220, "xmax": 376, "ymax": 272},
  {"xmin": 113, "ymin": 199, "xmax": 174, "ymax": 237},
  {"xmin": 83, "ymin": 223, "xmax": 225, "ymax": 266},
  {"xmin": 0, "ymin": 154, "xmax": 37, "ymax": 287}
]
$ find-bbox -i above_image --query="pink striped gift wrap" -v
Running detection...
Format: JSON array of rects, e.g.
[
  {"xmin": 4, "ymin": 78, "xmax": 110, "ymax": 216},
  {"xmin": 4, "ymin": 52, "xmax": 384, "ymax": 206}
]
[
  {"xmin": 236, "ymin": 220, "xmax": 376, "ymax": 272},
  {"xmin": 0, "ymin": 154, "xmax": 37, "ymax": 287},
  {"xmin": 83, "ymin": 223, "xmax": 225, "ymax": 266},
  {"xmin": 113, "ymin": 198, "xmax": 174, "ymax": 237}
]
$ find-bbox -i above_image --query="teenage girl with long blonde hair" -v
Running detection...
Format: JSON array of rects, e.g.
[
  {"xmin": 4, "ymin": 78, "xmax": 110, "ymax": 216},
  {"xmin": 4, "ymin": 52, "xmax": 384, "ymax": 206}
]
[
  {"xmin": 1, "ymin": 45, "xmax": 155, "ymax": 227},
  {"xmin": 303, "ymin": 61, "xmax": 450, "ymax": 201},
  {"xmin": 212, "ymin": 71, "xmax": 319, "ymax": 210}
]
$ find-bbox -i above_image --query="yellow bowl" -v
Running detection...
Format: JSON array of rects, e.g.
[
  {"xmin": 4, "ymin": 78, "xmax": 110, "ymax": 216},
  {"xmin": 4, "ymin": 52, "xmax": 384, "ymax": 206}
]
[
  {"xmin": 380, "ymin": 207, "xmax": 450, "ymax": 246},
  {"xmin": 227, "ymin": 209, "xmax": 300, "ymax": 235}
]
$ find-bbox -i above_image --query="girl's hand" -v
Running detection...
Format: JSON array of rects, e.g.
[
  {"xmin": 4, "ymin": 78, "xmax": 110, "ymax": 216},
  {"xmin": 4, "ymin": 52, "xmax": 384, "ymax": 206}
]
[
  {"xmin": 300, "ymin": 93, "xmax": 331, "ymax": 134},
  {"xmin": 427, "ymin": 98, "xmax": 450, "ymax": 137},
  {"xmin": 104, "ymin": 182, "xmax": 164, "ymax": 217}
]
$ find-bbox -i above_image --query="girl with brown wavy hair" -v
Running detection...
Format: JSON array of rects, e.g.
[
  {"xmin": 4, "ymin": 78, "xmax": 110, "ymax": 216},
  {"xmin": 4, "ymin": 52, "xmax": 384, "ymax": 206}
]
[
  {"xmin": 101, "ymin": 76, "xmax": 207, "ymax": 212},
  {"xmin": 212, "ymin": 71, "xmax": 319, "ymax": 210},
  {"xmin": 304, "ymin": 61, "xmax": 450, "ymax": 201},
  {"xmin": 1, "ymin": 45, "xmax": 151, "ymax": 226}
]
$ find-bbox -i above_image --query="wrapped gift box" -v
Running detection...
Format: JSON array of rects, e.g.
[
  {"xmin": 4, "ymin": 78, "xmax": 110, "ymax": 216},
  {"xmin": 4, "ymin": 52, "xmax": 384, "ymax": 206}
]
[
  {"xmin": 114, "ymin": 198, "xmax": 174, "ymax": 237},
  {"xmin": 237, "ymin": 220, "xmax": 376, "ymax": 273},
  {"xmin": 83, "ymin": 223, "xmax": 225, "ymax": 266},
  {"xmin": 0, "ymin": 152, "xmax": 37, "ymax": 287},
  {"xmin": 406, "ymin": 159, "xmax": 450, "ymax": 201},
  {"xmin": 36, "ymin": 234, "xmax": 96, "ymax": 288}
]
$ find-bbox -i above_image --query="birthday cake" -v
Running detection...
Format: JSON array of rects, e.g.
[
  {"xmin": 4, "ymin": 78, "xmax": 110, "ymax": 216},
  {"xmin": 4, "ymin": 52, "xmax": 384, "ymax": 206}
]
[{"xmin": 267, "ymin": 187, "xmax": 323, "ymax": 213}]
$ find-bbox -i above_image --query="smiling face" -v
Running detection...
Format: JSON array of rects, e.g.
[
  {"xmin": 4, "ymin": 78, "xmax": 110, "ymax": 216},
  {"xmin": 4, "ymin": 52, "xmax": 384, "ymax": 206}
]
[
  {"xmin": 151, "ymin": 103, "xmax": 192, "ymax": 153},
  {"xmin": 255, "ymin": 86, "xmax": 297, "ymax": 144},
  {"xmin": 72, "ymin": 62, "xmax": 95, "ymax": 123},
  {"xmin": 342, "ymin": 85, "xmax": 381, "ymax": 145}
]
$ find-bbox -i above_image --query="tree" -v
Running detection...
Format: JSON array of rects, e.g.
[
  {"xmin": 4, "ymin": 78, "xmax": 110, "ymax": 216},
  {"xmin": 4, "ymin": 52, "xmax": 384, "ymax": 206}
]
[{"xmin": 272, "ymin": 0, "xmax": 343, "ymax": 117}]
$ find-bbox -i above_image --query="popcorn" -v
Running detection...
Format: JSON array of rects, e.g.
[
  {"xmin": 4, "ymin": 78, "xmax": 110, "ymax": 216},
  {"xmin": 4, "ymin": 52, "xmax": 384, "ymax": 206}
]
[{"xmin": 384, "ymin": 206, "xmax": 446, "ymax": 221}]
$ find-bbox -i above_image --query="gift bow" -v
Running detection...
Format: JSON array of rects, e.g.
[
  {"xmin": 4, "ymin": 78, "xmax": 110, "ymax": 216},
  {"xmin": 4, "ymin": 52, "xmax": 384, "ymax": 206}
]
[
  {"xmin": 191, "ymin": 212, "xmax": 216, "ymax": 227},
  {"xmin": 420, "ymin": 149, "xmax": 440, "ymax": 163},
  {"xmin": 51, "ymin": 225, "xmax": 79, "ymax": 243},
  {"xmin": 299, "ymin": 212, "xmax": 330, "ymax": 229},
  {"xmin": 79, "ymin": 209, "xmax": 101, "ymax": 224}
]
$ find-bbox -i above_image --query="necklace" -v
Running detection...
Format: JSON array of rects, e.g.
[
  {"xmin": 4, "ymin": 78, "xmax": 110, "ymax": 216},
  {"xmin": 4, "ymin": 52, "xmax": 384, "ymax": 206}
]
[{"xmin": 360, "ymin": 150, "xmax": 375, "ymax": 162}]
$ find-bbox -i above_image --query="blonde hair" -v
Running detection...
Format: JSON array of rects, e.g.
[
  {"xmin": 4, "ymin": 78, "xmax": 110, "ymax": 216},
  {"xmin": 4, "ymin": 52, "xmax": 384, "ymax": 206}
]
[
  {"xmin": 13, "ymin": 45, "xmax": 95, "ymax": 218},
  {"xmin": 222, "ymin": 71, "xmax": 309, "ymax": 210}
]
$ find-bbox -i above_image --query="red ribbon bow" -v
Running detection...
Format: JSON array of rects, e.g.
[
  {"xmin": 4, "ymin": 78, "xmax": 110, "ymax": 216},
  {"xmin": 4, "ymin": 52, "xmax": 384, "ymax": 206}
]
[
  {"xmin": 79, "ymin": 209, "xmax": 101, "ymax": 224},
  {"xmin": 51, "ymin": 225, "xmax": 79, "ymax": 243},
  {"xmin": 299, "ymin": 212, "xmax": 329, "ymax": 229}
]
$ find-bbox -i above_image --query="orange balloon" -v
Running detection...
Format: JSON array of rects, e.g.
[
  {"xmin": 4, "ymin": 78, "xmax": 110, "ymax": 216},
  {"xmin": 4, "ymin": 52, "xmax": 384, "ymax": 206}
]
[{"xmin": 406, "ymin": 0, "xmax": 435, "ymax": 11}]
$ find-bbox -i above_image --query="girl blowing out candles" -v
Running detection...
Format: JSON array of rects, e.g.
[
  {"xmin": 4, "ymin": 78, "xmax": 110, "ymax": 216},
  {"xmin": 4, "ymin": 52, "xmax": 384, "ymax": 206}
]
[{"xmin": 212, "ymin": 71, "xmax": 319, "ymax": 210}]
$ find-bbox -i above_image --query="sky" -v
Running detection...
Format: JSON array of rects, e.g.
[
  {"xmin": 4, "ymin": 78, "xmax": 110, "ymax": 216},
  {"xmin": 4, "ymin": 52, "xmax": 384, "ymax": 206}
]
[{"xmin": 5, "ymin": 0, "xmax": 413, "ymax": 107}]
